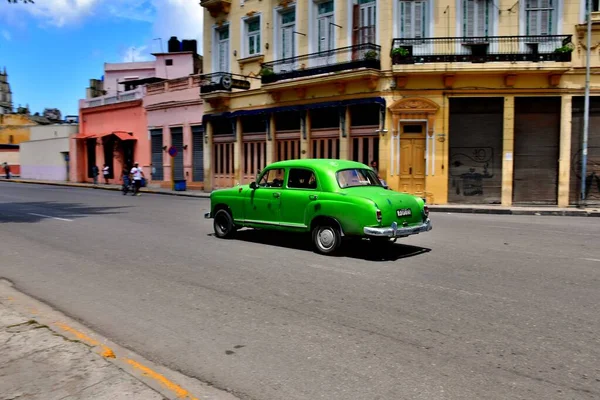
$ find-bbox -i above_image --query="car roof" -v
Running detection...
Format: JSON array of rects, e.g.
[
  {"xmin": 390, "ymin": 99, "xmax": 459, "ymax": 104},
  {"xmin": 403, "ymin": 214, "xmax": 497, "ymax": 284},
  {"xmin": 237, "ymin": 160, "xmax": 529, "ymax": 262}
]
[{"xmin": 267, "ymin": 159, "xmax": 369, "ymax": 171}]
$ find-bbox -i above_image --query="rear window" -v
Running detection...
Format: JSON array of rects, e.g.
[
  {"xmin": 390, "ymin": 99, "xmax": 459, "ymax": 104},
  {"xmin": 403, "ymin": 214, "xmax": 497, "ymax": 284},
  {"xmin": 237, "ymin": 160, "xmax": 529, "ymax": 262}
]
[{"xmin": 336, "ymin": 168, "xmax": 382, "ymax": 189}]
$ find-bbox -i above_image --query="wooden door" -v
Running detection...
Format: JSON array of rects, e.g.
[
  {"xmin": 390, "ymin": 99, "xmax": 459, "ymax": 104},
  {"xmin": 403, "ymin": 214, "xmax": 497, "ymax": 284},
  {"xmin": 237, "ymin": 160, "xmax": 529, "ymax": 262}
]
[
  {"xmin": 213, "ymin": 141, "xmax": 235, "ymax": 189},
  {"xmin": 398, "ymin": 123, "xmax": 426, "ymax": 195}
]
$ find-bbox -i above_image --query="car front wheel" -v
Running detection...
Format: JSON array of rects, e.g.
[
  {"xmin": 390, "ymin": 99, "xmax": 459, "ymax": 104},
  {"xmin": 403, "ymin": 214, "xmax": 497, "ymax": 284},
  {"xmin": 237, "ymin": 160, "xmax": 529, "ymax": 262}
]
[
  {"xmin": 312, "ymin": 224, "xmax": 341, "ymax": 255},
  {"xmin": 213, "ymin": 209, "xmax": 236, "ymax": 239}
]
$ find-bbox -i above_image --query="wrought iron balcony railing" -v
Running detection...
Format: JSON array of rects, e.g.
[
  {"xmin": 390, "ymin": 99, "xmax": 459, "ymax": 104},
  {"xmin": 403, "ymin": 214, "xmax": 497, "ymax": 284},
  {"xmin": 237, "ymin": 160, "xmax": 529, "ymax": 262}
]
[
  {"xmin": 199, "ymin": 72, "xmax": 254, "ymax": 94},
  {"xmin": 260, "ymin": 43, "xmax": 381, "ymax": 84},
  {"xmin": 390, "ymin": 35, "xmax": 573, "ymax": 65}
]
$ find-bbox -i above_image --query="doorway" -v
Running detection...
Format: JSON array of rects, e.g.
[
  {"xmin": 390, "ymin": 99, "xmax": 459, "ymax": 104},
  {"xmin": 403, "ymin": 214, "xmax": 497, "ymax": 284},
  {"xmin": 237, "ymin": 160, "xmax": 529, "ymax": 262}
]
[{"xmin": 399, "ymin": 122, "xmax": 426, "ymax": 194}]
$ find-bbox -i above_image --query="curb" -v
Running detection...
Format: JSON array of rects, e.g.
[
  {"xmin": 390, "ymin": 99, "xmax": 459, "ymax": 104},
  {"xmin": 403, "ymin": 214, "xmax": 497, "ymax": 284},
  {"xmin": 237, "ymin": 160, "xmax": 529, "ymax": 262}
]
[
  {"xmin": 2, "ymin": 179, "xmax": 211, "ymax": 199},
  {"xmin": 429, "ymin": 206, "xmax": 599, "ymax": 217}
]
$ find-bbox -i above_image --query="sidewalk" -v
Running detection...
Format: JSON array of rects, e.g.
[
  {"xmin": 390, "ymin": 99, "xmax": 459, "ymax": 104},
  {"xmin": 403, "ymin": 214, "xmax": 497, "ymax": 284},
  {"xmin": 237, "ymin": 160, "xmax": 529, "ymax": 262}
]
[
  {"xmin": 0, "ymin": 279, "xmax": 238, "ymax": 400},
  {"xmin": 3, "ymin": 178, "xmax": 599, "ymax": 216}
]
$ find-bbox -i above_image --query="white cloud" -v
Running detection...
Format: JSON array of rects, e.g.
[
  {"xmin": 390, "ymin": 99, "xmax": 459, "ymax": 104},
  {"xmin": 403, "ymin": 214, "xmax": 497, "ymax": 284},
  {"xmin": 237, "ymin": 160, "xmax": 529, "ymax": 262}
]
[
  {"xmin": 10, "ymin": 0, "xmax": 99, "ymax": 27},
  {"xmin": 1, "ymin": 30, "xmax": 11, "ymax": 41},
  {"xmin": 150, "ymin": 0, "xmax": 204, "ymax": 54},
  {"xmin": 121, "ymin": 45, "xmax": 152, "ymax": 62}
]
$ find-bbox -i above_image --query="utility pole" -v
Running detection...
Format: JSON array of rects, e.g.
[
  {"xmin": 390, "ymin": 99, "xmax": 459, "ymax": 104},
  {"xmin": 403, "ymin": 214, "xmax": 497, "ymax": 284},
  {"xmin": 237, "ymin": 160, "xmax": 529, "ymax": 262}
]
[{"xmin": 581, "ymin": 0, "xmax": 592, "ymax": 206}]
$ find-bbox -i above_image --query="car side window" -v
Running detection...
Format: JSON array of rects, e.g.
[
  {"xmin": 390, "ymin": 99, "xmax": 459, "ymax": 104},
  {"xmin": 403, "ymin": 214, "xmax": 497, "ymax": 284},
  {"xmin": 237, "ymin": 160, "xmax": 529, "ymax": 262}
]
[
  {"xmin": 258, "ymin": 168, "xmax": 285, "ymax": 188},
  {"xmin": 287, "ymin": 168, "xmax": 318, "ymax": 190}
]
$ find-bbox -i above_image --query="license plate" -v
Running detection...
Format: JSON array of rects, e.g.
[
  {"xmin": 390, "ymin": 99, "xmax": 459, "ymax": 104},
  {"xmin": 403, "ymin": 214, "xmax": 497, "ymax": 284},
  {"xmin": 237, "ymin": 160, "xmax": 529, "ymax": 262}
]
[{"xmin": 396, "ymin": 208, "xmax": 412, "ymax": 217}]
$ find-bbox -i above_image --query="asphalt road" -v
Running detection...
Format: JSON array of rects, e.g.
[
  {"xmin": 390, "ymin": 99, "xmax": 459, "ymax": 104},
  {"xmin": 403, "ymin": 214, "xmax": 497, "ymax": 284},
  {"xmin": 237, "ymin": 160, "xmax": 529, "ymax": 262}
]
[{"xmin": 1, "ymin": 182, "xmax": 599, "ymax": 400}]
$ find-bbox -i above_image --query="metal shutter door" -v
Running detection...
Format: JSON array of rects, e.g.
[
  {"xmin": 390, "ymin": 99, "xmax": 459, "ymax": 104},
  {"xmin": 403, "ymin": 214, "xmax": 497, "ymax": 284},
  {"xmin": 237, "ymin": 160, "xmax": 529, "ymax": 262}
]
[
  {"xmin": 192, "ymin": 126, "xmax": 204, "ymax": 181},
  {"xmin": 513, "ymin": 97, "xmax": 560, "ymax": 204},
  {"xmin": 448, "ymin": 98, "xmax": 504, "ymax": 204},
  {"xmin": 171, "ymin": 127, "xmax": 185, "ymax": 180},
  {"xmin": 571, "ymin": 97, "xmax": 600, "ymax": 205},
  {"xmin": 150, "ymin": 129, "xmax": 163, "ymax": 181}
]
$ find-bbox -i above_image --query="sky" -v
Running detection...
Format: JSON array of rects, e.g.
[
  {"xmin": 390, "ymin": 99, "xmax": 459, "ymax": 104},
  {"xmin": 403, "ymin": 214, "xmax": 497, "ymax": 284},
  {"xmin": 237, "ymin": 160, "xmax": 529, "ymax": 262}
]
[{"xmin": 0, "ymin": 0, "xmax": 204, "ymax": 117}]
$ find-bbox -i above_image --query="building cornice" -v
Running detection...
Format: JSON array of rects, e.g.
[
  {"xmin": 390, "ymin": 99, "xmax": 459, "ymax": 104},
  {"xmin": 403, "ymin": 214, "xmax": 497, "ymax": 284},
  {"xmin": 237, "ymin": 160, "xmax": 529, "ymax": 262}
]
[{"xmin": 144, "ymin": 99, "xmax": 203, "ymax": 112}]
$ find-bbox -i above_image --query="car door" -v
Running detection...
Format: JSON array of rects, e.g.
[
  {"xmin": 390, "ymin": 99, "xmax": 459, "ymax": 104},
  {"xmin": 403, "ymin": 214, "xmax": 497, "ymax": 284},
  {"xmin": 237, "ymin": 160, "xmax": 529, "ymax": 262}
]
[
  {"xmin": 279, "ymin": 167, "xmax": 320, "ymax": 229},
  {"xmin": 244, "ymin": 167, "xmax": 285, "ymax": 227}
]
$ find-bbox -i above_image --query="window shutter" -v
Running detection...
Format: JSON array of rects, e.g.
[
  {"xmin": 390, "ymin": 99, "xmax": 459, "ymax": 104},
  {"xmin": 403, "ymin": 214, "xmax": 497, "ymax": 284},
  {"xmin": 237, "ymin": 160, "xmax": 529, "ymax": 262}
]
[
  {"xmin": 401, "ymin": 1, "xmax": 412, "ymax": 38},
  {"xmin": 352, "ymin": 4, "xmax": 359, "ymax": 45},
  {"xmin": 465, "ymin": 0, "xmax": 475, "ymax": 37},
  {"xmin": 476, "ymin": 0, "xmax": 486, "ymax": 36},
  {"xmin": 414, "ymin": 2, "xmax": 424, "ymax": 39}
]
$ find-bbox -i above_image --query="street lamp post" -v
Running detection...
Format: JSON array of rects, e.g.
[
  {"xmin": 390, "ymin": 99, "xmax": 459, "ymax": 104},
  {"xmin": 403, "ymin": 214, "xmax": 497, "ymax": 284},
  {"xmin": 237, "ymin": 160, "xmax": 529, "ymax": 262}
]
[{"xmin": 581, "ymin": 0, "xmax": 592, "ymax": 206}]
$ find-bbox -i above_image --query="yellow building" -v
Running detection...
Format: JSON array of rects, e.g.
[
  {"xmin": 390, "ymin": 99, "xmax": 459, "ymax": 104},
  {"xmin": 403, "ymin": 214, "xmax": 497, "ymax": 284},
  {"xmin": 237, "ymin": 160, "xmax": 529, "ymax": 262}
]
[
  {"xmin": 0, "ymin": 114, "xmax": 38, "ymax": 145},
  {"xmin": 200, "ymin": 0, "xmax": 600, "ymax": 206}
]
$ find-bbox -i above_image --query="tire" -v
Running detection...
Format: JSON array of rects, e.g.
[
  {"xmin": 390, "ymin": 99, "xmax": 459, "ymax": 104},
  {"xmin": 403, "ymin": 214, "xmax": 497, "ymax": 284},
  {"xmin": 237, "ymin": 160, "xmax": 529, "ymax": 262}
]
[
  {"xmin": 312, "ymin": 223, "xmax": 341, "ymax": 255},
  {"xmin": 213, "ymin": 209, "xmax": 236, "ymax": 239}
]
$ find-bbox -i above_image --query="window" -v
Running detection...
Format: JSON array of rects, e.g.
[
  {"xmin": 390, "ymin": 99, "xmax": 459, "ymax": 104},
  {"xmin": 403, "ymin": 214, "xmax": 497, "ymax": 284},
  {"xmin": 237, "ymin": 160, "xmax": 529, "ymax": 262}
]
[
  {"xmin": 316, "ymin": 0, "xmax": 335, "ymax": 53},
  {"xmin": 525, "ymin": 0, "xmax": 554, "ymax": 36},
  {"xmin": 287, "ymin": 168, "xmax": 318, "ymax": 189},
  {"xmin": 398, "ymin": 0, "xmax": 427, "ymax": 39},
  {"xmin": 244, "ymin": 17, "xmax": 261, "ymax": 57},
  {"xmin": 280, "ymin": 8, "xmax": 296, "ymax": 60},
  {"xmin": 463, "ymin": 0, "xmax": 492, "ymax": 37},
  {"xmin": 336, "ymin": 168, "xmax": 382, "ymax": 188},
  {"xmin": 214, "ymin": 26, "xmax": 230, "ymax": 72},
  {"xmin": 165, "ymin": 59, "xmax": 173, "ymax": 66},
  {"xmin": 258, "ymin": 168, "xmax": 285, "ymax": 187},
  {"xmin": 355, "ymin": 0, "xmax": 376, "ymax": 45}
]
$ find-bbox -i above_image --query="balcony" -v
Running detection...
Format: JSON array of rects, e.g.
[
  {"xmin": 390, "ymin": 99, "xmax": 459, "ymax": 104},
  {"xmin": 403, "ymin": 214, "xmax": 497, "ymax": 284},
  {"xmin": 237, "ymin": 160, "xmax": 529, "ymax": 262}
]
[
  {"xmin": 80, "ymin": 87, "xmax": 144, "ymax": 109},
  {"xmin": 260, "ymin": 43, "xmax": 381, "ymax": 85},
  {"xmin": 200, "ymin": 0, "xmax": 231, "ymax": 17},
  {"xmin": 390, "ymin": 35, "xmax": 573, "ymax": 70}
]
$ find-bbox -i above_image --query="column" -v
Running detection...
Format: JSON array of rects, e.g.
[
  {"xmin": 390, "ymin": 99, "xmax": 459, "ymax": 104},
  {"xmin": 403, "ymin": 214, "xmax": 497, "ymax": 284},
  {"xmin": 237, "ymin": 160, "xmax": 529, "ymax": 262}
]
[
  {"xmin": 183, "ymin": 123, "xmax": 193, "ymax": 183},
  {"xmin": 501, "ymin": 96, "xmax": 515, "ymax": 206},
  {"xmin": 266, "ymin": 113, "xmax": 275, "ymax": 165},
  {"xmin": 234, "ymin": 117, "xmax": 243, "ymax": 185},
  {"xmin": 338, "ymin": 106, "xmax": 350, "ymax": 160},
  {"xmin": 163, "ymin": 125, "xmax": 172, "ymax": 186},
  {"xmin": 301, "ymin": 110, "xmax": 309, "ymax": 158},
  {"xmin": 558, "ymin": 95, "xmax": 572, "ymax": 207},
  {"xmin": 203, "ymin": 121, "xmax": 213, "ymax": 191}
]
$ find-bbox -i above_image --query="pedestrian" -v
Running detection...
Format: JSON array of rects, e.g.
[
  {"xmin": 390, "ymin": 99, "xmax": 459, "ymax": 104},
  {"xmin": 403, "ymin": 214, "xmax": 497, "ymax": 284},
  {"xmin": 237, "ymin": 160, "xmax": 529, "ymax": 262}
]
[
  {"xmin": 91, "ymin": 165, "xmax": 99, "ymax": 185},
  {"xmin": 121, "ymin": 167, "xmax": 131, "ymax": 195},
  {"xmin": 3, "ymin": 162, "xmax": 10, "ymax": 179},
  {"xmin": 130, "ymin": 162, "xmax": 145, "ymax": 196},
  {"xmin": 370, "ymin": 160, "xmax": 388, "ymax": 189},
  {"xmin": 103, "ymin": 164, "xmax": 110, "ymax": 184}
]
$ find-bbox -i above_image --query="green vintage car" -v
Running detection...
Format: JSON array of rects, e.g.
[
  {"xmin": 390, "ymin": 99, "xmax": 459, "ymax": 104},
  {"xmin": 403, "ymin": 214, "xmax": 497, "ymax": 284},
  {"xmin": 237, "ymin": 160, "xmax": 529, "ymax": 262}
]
[{"xmin": 204, "ymin": 159, "xmax": 432, "ymax": 254}]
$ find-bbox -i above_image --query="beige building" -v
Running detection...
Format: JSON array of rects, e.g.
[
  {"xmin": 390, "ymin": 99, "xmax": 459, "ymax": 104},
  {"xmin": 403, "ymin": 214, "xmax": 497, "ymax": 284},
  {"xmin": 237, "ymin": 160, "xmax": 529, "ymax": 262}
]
[
  {"xmin": 200, "ymin": 0, "xmax": 600, "ymax": 206},
  {"xmin": 20, "ymin": 124, "xmax": 78, "ymax": 181}
]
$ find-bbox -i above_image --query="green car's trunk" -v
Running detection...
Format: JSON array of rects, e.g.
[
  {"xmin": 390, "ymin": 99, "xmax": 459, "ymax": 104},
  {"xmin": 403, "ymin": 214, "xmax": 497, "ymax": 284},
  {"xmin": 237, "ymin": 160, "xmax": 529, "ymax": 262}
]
[{"xmin": 343, "ymin": 187, "xmax": 425, "ymax": 226}]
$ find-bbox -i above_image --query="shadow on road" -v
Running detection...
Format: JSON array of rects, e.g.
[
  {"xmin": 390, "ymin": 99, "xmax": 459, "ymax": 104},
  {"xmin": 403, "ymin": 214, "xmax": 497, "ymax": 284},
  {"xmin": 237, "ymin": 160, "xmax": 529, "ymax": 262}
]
[
  {"xmin": 0, "ymin": 201, "xmax": 129, "ymax": 223},
  {"xmin": 211, "ymin": 229, "xmax": 431, "ymax": 261}
]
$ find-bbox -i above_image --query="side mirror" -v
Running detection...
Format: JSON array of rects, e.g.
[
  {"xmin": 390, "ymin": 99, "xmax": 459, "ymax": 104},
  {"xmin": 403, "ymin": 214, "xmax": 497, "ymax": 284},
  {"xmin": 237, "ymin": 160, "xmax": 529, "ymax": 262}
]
[{"xmin": 249, "ymin": 182, "xmax": 257, "ymax": 189}]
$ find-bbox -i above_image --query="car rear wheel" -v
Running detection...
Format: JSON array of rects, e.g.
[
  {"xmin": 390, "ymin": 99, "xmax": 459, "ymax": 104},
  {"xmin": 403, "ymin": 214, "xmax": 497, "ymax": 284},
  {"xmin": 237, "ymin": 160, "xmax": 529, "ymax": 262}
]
[
  {"xmin": 214, "ymin": 209, "xmax": 236, "ymax": 239},
  {"xmin": 312, "ymin": 224, "xmax": 341, "ymax": 255}
]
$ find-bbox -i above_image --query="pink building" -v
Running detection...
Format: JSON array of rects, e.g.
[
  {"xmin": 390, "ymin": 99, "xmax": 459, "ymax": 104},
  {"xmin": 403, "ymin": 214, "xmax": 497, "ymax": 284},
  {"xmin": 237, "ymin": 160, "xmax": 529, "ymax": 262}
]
[
  {"xmin": 144, "ymin": 75, "xmax": 205, "ymax": 190},
  {"xmin": 71, "ymin": 37, "xmax": 203, "ymax": 186}
]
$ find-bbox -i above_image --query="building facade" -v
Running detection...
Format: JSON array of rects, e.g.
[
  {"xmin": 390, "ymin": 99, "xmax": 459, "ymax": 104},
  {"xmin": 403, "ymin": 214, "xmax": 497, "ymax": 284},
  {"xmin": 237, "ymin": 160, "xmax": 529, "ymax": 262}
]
[
  {"xmin": 71, "ymin": 38, "xmax": 202, "ymax": 185},
  {"xmin": 21, "ymin": 124, "xmax": 78, "ymax": 181},
  {"xmin": 199, "ymin": 0, "xmax": 600, "ymax": 206},
  {"xmin": 144, "ymin": 75, "xmax": 205, "ymax": 190}
]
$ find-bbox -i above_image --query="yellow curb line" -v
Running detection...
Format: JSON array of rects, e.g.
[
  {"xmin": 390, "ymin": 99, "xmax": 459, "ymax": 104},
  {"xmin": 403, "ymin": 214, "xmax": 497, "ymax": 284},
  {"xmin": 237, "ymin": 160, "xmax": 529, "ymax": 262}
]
[
  {"xmin": 55, "ymin": 322, "xmax": 115, "ymax": 358},
  {"xmin": 54, "ymin": 322, "xmax": 200, "ymax": 399},
  {"xmin": 125, "ymin": 358, "xmax": 199, "ymax": 400}
]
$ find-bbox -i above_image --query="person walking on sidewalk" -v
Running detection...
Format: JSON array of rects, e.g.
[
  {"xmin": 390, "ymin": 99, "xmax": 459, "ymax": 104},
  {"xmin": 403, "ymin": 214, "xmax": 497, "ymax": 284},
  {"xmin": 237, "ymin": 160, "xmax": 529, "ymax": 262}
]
[
  {"xmin": 130, "ymin": 162, "xmax": 145, "ymax": 196},
  {"xmin": 3, "ymin": 162, "xmax": 10, "ymax": 179},
  {"xmin": 91, "ymin": 165, "xmax": 99, "ymax": 185},
  {"xmin": 103, "ymin": 164, "xmax": 110, "ymax": 184}
]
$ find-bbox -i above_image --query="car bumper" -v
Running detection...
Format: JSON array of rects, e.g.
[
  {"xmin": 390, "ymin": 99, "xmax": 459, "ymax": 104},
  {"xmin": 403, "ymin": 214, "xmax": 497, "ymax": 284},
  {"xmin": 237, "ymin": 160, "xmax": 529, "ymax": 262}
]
[
  {"xmin": 204, "ymin": 212, "xmax": 211, "ymax": 219},
  {"xmin": 364, "ymin": 219, "xmax": 432, "ymax": 238}
]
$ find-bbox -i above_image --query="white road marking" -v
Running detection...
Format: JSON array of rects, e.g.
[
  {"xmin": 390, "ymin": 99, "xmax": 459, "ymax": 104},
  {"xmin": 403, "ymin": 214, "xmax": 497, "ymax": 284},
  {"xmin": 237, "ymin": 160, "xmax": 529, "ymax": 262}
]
[
  {"xmin": 581, "ymin": 258, "xmax": 600, "ymax": 263},
  {"xmin": 28, "ymin": 213, "xmax": 73, "ymax": 222}
]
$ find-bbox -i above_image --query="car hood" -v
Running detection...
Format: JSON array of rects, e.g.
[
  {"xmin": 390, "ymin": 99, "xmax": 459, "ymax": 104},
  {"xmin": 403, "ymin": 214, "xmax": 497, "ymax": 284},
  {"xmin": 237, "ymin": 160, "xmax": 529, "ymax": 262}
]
[{"xmin": 341, "ymin": 187, "xmax": 425, "ymax": 225}]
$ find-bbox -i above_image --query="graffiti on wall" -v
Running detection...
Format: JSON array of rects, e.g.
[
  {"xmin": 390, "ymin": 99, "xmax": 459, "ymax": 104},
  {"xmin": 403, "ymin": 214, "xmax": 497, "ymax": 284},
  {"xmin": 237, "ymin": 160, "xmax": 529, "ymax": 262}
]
[
  {"xmin": 572, "ymin": 147, "xmax": 600, "ymax": 201},
  {"xmin": 450, "ymin": 147, "xmax": 495, "ymax": 196}
]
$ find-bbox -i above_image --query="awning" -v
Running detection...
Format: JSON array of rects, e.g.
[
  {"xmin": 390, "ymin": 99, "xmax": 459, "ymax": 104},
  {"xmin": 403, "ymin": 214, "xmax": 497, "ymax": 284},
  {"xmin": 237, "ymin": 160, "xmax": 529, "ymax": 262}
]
[
  {"xmin": 73, "ymin": 133, "xmax": 97, "ymax": 140},
  {"xmin": 112, "ymin": 131, "xmax": 137, "ymax": 141},
  {"xmin": 202, "ymin": 97, "xmax": 386, "ymax": 125}
]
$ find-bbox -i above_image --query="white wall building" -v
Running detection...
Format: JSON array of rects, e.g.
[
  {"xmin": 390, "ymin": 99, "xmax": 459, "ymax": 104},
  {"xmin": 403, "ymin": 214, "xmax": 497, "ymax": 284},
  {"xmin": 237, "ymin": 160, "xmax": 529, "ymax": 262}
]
[{"xmin": 20, "ymin": 124, "xmax": 78, "ymax": 181}]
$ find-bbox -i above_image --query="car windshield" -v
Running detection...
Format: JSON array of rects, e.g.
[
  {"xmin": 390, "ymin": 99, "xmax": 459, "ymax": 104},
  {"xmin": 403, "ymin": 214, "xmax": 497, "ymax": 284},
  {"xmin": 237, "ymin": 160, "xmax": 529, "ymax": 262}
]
[{"xmin": 336, "ymin": 168, "xmax": 382, "ymax": 189}]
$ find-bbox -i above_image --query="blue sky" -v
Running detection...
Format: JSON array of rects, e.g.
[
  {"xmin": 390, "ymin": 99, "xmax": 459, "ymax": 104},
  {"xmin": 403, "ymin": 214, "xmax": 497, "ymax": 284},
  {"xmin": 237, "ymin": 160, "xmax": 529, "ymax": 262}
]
[{"xmin": 0, "ymin": 0, "xmax": 204, "ymax": 117}]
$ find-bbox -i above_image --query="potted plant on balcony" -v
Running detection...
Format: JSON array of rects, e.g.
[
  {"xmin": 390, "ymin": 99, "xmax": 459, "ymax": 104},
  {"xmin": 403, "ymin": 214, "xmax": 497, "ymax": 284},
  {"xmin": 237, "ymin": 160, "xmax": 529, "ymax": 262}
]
[
  {"xmin": 364, "ymin": 50, "xmax": 378, "ymax": 60},
  {"xmin": 391, "ymin": 47, "xmax": 411, "ymax": 64},
  {"xmin": 260, "ymin": 66, "xmax": 276, "ymax": 83},
  {"xmin": 553, "ymin": 43, "xmax": 573, "ymax": 62}
]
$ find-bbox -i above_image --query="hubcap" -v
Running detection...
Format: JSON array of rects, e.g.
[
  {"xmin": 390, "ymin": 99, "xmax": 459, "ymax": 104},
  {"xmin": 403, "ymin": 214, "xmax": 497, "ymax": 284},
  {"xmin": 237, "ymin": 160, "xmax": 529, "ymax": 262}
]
[{"xmin": 318, "ymin": 228, "xmax": 335, "ymax": 249}]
